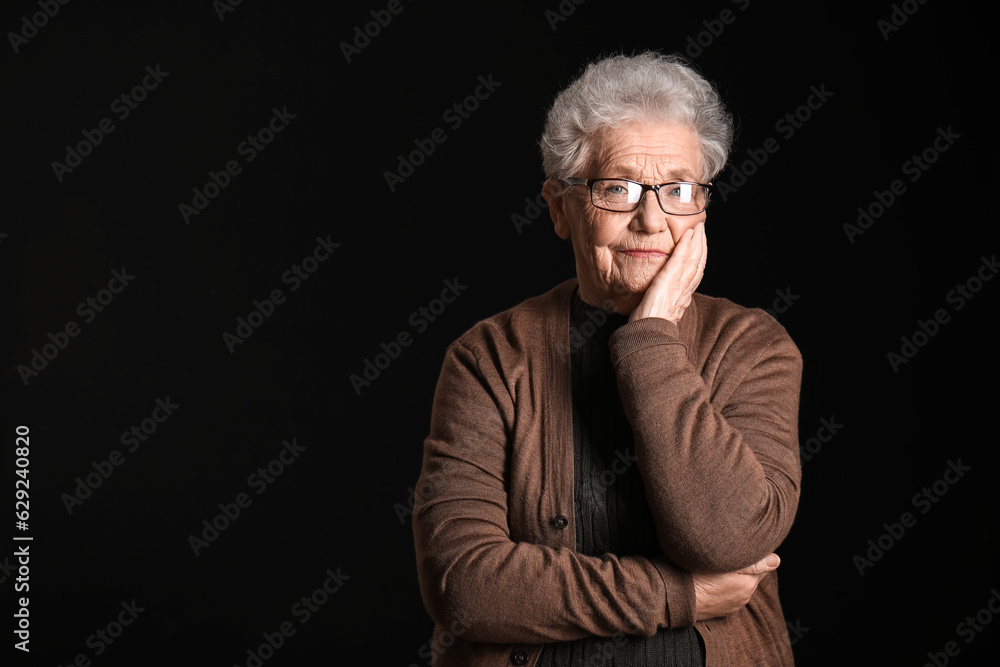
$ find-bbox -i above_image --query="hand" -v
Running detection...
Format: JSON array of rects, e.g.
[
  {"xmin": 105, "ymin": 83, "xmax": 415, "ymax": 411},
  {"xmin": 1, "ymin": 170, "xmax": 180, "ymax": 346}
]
[
  {"xmin": 629, "ymin": 222, "xmax": 707, "ymax": 324},
  {"xmin": 692, "ymin": 553, "xmax": 780, "ymax": 621}
]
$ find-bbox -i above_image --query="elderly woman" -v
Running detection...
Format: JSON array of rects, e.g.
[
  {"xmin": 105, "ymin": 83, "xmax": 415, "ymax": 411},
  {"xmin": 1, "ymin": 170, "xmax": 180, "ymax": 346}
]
[{"xmin": 413, "ymin": 52, "xmax": 802, "ymax": 666}]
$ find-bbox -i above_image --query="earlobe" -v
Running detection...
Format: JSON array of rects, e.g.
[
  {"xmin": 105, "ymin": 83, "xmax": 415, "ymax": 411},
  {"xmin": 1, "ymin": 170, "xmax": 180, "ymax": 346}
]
[{"xmin": 542, "ymin": 179, "xmax": 571, "ymax": 239}]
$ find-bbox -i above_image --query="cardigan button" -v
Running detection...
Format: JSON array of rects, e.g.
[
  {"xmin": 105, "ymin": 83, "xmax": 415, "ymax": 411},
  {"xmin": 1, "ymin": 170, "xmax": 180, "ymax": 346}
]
[
  {"xmin": 553, "ymin": 515, "xmax": 569, "ymax": 529},
  {"xmin": 511, "ymin": 650, "xmax": 529, "ymax": 665}
]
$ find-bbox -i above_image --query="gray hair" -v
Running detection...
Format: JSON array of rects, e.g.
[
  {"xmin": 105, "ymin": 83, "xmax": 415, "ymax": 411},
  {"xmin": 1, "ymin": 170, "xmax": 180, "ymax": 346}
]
[{"xmin": 539, "ymin": 51, "xmax": 734, "ymax": 183}]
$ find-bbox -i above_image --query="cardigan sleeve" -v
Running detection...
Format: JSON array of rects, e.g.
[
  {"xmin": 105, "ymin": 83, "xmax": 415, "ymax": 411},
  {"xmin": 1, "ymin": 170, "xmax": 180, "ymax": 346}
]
[
  {"xmin": 412, "ymin": 338, "xmax": 696, "ymax": 643},
  {"xmin": 609, "ymin": 314, "xmax": 803, "ymax": 574}
]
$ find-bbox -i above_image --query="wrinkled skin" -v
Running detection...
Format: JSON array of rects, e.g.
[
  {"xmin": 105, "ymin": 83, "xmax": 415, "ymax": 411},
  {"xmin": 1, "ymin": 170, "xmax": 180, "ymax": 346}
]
[{"xmin": 543, "ymin": 123, "xmax": 708, "ymax": 323}]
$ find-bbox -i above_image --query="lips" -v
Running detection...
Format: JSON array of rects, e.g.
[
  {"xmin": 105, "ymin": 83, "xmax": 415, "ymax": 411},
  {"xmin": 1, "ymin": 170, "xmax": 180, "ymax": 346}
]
[{"xmin": 619, "ymin": 250, "xmax": 666, "ymax": 258}]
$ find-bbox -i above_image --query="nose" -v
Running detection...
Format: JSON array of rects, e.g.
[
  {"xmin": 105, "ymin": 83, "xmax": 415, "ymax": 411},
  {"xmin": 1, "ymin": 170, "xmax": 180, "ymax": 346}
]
[
  {"xmin": 629, "ymin": 189, "xmax": 669, "ymax": 234},
  {"xmin": 629, "ymin": 190, "xmax": 689, "ymax": 248}
]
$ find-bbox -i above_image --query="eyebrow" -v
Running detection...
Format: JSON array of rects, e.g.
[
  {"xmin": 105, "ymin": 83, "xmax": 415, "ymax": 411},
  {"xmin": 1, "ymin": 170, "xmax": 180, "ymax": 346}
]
[
  {"xmin": 618, "ymin": 174, "xmax": 700, "ymax": 183},
  {"xmin": 600, "ymin": 166, "xmax": 700, "ymax": 182}
]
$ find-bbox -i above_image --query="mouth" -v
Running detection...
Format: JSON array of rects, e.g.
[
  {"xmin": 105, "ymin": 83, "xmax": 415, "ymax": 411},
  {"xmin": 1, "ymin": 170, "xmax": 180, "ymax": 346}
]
[{"xmin": 619, "ymin": 250, "xmax": 667, "ymax": 258}]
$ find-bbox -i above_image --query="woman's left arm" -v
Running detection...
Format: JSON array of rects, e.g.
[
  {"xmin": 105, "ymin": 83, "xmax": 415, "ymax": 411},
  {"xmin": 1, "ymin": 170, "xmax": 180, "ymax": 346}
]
[{"xmin": 609, "ymin": 315, "xmax": 803, "ymax": 575}]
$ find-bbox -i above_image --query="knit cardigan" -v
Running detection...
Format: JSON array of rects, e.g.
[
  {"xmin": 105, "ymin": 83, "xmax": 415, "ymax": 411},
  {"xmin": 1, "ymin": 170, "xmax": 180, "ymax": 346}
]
[{"xmin": 413, "ymin": 278, "xmax": 803, "ymax": 666}]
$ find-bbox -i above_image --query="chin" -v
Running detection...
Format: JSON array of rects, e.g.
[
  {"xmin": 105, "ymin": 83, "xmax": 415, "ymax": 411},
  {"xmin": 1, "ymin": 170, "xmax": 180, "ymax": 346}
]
[{"xmin": 616, "ymin": 267, "xmax": 658, "ymax": 295}]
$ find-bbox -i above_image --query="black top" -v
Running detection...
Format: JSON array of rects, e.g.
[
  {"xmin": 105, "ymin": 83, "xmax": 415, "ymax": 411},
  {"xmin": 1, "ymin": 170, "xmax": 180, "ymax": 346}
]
[{"xmin": 535, "ymin": 291, "xmax": 704, "ymax": 667}]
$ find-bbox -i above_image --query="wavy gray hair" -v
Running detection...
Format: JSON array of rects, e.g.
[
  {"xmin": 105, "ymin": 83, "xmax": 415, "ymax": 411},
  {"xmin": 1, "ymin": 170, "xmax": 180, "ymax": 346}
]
[{"xmin": 539, "ymin": 51, "xmax": 733, "ymax": 184}]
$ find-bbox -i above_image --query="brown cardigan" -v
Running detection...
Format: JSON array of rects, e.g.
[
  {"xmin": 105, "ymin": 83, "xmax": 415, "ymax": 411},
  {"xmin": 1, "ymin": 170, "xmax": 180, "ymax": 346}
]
[{"xmin": 413, "ymin": 278, "xmax": 802, "ymax": 666}]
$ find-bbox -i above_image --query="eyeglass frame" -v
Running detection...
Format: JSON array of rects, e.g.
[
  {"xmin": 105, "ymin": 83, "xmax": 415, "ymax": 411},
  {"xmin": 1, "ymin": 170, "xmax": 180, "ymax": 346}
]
[{"xmin": 562, "ymin": 177, "xmax": 714, "ymax": 215}]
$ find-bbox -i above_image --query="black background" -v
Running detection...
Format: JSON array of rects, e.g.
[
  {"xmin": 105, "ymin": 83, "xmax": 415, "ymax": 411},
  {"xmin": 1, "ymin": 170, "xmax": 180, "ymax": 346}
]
[{"xmin": 3, "ymin": 0, "xmax": 998, "ymax": 665}]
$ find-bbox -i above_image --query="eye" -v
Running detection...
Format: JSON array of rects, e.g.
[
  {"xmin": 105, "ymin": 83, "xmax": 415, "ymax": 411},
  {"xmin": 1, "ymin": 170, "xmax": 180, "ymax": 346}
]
[{"xmin": 663, "ymin": 183, "xmax": 694, "ymax": 203}]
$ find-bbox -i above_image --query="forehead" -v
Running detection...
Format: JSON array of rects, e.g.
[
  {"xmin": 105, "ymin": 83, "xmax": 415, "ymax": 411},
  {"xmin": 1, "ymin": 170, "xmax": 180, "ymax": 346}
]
[{"xmin": 588, "ymin": 123, "xmax": 703, "ymax": 181}]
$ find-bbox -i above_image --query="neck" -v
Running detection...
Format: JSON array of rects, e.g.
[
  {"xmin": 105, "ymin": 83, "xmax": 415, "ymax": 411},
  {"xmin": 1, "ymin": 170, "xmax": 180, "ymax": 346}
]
[{"xmin": 576, "ymin": 282, "xmax": 641, "ymax": 316}]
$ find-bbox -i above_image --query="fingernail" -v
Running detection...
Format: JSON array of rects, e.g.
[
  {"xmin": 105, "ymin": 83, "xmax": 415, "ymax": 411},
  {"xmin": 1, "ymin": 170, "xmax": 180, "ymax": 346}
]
[{"xmin": 766, "ymin": 554, "xmax": 780, "ymax": 568}]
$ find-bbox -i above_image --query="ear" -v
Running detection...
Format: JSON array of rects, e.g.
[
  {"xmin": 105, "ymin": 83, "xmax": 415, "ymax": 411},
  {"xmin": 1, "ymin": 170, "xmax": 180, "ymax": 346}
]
[{"xmin": 542, "ymin": 179, "xmax": 572, "ymax": 240}]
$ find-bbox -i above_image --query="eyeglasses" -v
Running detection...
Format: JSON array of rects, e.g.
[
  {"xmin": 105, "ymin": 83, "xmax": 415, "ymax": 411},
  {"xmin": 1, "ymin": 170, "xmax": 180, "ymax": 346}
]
[{"xmin": 563, "ymin": 177, "xmax": 713, "ymax": 215}]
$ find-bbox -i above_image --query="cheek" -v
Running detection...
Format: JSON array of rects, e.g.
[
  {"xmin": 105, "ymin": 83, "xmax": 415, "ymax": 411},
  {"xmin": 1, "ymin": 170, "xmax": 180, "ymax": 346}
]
[
  {"xmin": 582, "ymin": 211, "xmax": 627, "ymax": 250},
  {"xmin": 671, "ymin": 212, "xmax": 706, "ymax": 241}
]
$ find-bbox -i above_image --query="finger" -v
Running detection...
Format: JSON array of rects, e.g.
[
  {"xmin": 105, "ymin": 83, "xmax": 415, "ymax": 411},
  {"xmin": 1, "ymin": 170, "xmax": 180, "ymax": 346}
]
[
  {"xmin": 692, "ymin": 226, "xmax": 707, "ymax": 289},
  {"xmin": 738, "ymin": 553, "xmax": 780, "ymax": 575},
  {"xmin": 697, "ymin": 222, "xmax": 708, "ymax": 273},
  {"xmin": 666, "ymin": 228, "xmax": 695, "ymax": 273},
  {"xmin": 680, "ymin": 225, "xmax": 706, "ymax": 286},
  {"xmin": 661, "ymin": 228, "xmax": 692, "ymax": 279},
  {"xmin": 657, "ymin": 229, "xmax": 695, "ymax": 286},
  {"xmin": 687, "ymin": 223, "xmax": 707, "ymax": 281}
]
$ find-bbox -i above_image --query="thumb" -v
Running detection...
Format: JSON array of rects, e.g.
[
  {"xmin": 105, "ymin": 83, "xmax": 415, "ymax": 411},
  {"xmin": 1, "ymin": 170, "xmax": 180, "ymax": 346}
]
[{"xmin": 742, "ymin": 553, "xmax": 780, "ymax": 574}]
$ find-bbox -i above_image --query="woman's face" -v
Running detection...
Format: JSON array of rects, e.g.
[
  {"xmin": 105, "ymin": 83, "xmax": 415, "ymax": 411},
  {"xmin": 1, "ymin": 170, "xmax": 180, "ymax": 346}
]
[{"xmin": 544, "ymin": 123, "xmax": 707, "ymax": 314}]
